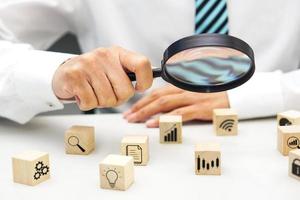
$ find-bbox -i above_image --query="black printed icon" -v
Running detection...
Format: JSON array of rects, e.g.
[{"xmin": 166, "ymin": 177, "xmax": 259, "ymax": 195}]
[
  {"xmin": 219, "ymin": 119, "xmax": 234, "ymax": 132},
  {"xmin": 279, "ymin": 118, "xmax": 292, "ymax": 126},
  {"xmin": 68, "ymin": 136, "xmax": 86, "ymax": 152},
  {"xmin": 33, "ymin": 161, "xmax": 49, "ymax": 180},
  {"xmin": 292, "ymin": 159, "xmax": 300, "ymax": 177},
  {"xmin": 287, "ymin": 136, "xmax": 300, "ymax": 149},
  {"xmin": 164, "ymin": 124, "xmax": 177, "ymax": 142},
  {"xmin": 126, "ymin": 145, "xmax": 142, "ymax": 164},
  {"xmin": 196, "ymin": 156, "xmax": 219, "ymax": 172},
  {"xmin": 102, "ymin": 168, "xmax": 121, "ymax": 188}
]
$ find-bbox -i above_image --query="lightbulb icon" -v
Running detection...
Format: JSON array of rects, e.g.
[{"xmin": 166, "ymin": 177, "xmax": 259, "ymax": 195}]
[{"xmin": 105, "ymin": 169, "xmax": 118, "ymax": 188}]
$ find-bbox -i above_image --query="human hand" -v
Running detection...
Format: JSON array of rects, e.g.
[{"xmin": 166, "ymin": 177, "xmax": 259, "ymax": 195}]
[
  {"xmin": 52, "ymin": 46, "xmax": 153, "ymax": 110},
  {"xmin": 123, "ymin": 85, "xmax": 230, "ymax": 127}
]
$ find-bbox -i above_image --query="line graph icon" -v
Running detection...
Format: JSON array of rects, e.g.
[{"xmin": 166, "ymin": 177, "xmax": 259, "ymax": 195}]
[
  {"xmin": 219, "ymin": 119, "xmax": 235, "ymax": 132},
  {"xmin": 163, "ymin": 124, "xmax": 177, "ymax": 142}
]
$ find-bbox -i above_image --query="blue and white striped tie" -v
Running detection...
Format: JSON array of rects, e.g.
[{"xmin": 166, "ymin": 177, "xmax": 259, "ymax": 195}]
[{"xmin": 195, "ymin": 0, "xmax": 229, "ymax": 34}]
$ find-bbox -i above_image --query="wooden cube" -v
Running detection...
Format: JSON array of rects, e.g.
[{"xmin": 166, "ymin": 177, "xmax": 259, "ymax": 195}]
[
  {"xmin": 159, "ymin": 115, "xmax": 182, "ymax": 143},
  {"xmin": 277, "ymin": 110, "xmax": 300, "ymax": 126},
  {"xmin": 121, "ymin": 136, "xmax": 149, "ymax": 166},
  {"xmin": 195, "ymin": 143, "xmax": 221, "ymax": 175},
  {"xmin": 289, "ymin": 149, "xmax": 300, "ymax": 181},
  {"xmin": 99, "ymin": 154, "xmax": 134, "ymax": 191},
  {"xmin": 65, "ymin": 125, "xmax": 95, "ymax": 155},
  {"xmin": 12, "ymin": 150, "xmax": 50, "ymax": 186},
  {"xmin": 213, "ymin": 108, "xmax": 238, "ymax": 136},
  {"xmin": 277, "ymin": 125, "xmax": 300, "ymax": 156}
]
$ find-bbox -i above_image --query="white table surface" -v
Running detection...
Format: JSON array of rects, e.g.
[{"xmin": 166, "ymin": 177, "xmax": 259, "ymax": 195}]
[{"xmin": 0, "ymin": 114, "xmax": 298, "ymax": 200}]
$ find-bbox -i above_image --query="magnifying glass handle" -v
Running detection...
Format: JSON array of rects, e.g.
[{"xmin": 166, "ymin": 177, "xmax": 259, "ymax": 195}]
[
  {"xmin": 127, "ymin": 68, "xmax": 162, "ymax": 81},
  {"xmin": 77, "ymin": 144, "xmax": 86, "ymax": 152}
]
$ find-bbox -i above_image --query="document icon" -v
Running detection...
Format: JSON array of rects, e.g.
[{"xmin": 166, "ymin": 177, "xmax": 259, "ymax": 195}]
[{"xmin": 126, "ymin": 145, "xmax": 142, "ymax": 164}]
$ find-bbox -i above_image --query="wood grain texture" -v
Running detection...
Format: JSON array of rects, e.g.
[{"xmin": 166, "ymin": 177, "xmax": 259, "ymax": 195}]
[
  {"xmin": 277, "ymin": 110, "xmax": 300, "ymax": 126},
  {"xmin": 213, "ymin": 108, "xmax": 238, "ymax": 136},
  {"xmin": 289, "ymin": 149, "xmax": 300, "ymax": 181},
  {"xmin": 65, "ymin": 125, "xmax": 95, "ymax": 155},
  {"xmin": 12, "ymin": 151, "xmax": 50, "ymax": 186},
  {"xmin": 99, "ymin": 154, "xmax": 134, "ymax": 191},
  {"xmin": 277, "ymin": 125, "xmax": 300, "ymax": 156},
  {"xmin": 121, "ymin": 136, "xmax": 149, "ymax": 166},
  {"xmin": 159, "ymin": 115, "xmax": 182, "ymax": 144},
  {"xmin": 195, "ymin": 143, "xmax": 221, "ymax": 175}
]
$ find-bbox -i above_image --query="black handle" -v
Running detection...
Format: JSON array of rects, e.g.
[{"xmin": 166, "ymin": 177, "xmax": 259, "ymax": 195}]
[
  {"xmin": 127, "ymin": 68, "xmax": 162, "ymax": 81},
  {"xmin": 77, "ymin": 144, "xmax": 86, "ymax": 152}
]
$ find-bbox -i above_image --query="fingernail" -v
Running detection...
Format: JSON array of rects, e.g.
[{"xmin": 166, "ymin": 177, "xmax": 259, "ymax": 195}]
[
  {"xmin": 135, "ymin": 83, "xmax": 146, "ymax": 93},
  {"xmin": 75, "ymin": 95, "xmax": 81, "ymax": 105},
  {"xmin": 146, "ymin": 119, "xmax": 157, "ymax": 128},
  {"xmin": 127, "ymin": 114, "xmax": 137, "ymax": 122},
  {"xmin": 123, "ymin": 110, "xmax": 132, "ymax": 118},
  {"xmin": 135, "ymin": 83, "xmax": 140, "ymax": 91}
]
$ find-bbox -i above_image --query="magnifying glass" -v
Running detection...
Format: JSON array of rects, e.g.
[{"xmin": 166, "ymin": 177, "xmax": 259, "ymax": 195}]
[
  {"xmin": 68, "ymin": 136, "xmax": 86, "ymax": 152},
  {"xmin": 127, "ymin": 34, "xmax": 255, "ymax": 92}
]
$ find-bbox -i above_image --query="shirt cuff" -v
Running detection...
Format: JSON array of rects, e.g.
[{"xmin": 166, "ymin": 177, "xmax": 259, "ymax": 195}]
[
  {"xmin": 10, "ymin": 50, "xmax": 76, "ymax": 124},
  {"xmin": 227, "ymin": 71, "xmax": 285, "ymax": 119}
]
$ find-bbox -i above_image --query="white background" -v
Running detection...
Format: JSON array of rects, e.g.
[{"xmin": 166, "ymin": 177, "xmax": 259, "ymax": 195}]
[{"xmin": 0, "ymin": 114, "xmax": 297, "ymax": 200}]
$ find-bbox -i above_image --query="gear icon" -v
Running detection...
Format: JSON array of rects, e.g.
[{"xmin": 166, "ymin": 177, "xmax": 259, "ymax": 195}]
[
  {"xmin": 34, "ymin": 172, "xmax": 41, "ymax": 180},
  {"xmin": 35, "ymin": 161, "xmax": 44, "ymax": 171},
  {"xmin": 41, "ymin": 166, "xmax": 49, "ymax": 175},
  {"xmin": 33, "ymin": 161, "xmax": 49, "ymax": 181}
]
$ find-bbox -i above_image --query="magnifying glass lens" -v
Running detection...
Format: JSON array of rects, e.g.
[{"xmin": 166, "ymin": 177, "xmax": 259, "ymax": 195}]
[
  {"xmin": 68, "ymin": 136, "xmax": 79, "ymax": 146},
  {"xmin": 165, "ymin": 47, "xmax": 252, "ymax": 87}
]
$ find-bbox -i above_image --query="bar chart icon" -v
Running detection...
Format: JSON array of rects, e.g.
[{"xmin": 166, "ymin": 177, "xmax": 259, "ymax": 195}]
[
  {"xmin": 163, "ymin": 125, "xmax": 178, "ymax": 142},
  {"xmin": 159, "ymin": 115, "xmax": 182, "ymax": 143},
  {"xmin": 195, "ymin": 143, "xmax": 221, "ymax": 175},
  {"xmin": 196, "ymin": 155, "xmax": 220, "ymax": 172}
]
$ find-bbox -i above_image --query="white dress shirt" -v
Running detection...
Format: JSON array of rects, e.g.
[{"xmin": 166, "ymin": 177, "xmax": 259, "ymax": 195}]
[{"xmin": 0, "ymin": 0, "xmax": 299, "ymax": 123}]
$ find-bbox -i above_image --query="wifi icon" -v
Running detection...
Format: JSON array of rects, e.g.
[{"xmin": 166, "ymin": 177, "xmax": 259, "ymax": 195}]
[{"xmin": 219, "ymin": 119, "xmax": 235, "ymax": 132}]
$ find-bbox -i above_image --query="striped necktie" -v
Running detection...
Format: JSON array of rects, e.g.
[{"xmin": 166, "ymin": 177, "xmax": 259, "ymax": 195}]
[{"xmin": 195, "ymin": 0, "xmax": 229, "ymax": 34}]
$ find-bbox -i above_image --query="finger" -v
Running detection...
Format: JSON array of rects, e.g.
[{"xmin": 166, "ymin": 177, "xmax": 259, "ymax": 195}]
[
  {"xmin": 165, "ymin": 105, "xmax": 197, "ymax": 122},
  {"xmin": 96, "ymin": 48, "xmax": 135, "ymax": 105},
  {"xmin": 125, "ymin": 85, "xmax": 184, "ymax": 116},
  {"xmin": 119, "ymin": 47, "xmax": 153, "ymax": 92},
  {"xmin": 145, "ymin": 117, "xmax": 159, "ymax": 128},
  {"xmin": 73, "ymin": 80, "xmax": 98, "ymax": 111},
  {"xmin": 89, "ymin": 71, "xmax": 117, "ymax": 107},
  {"xmin": 145, "ymin": 105, "xmax": 197, "ymax": 128},
  {"xmin": 126, "ymin": 93, "xmax": 190, "ymax": 122}
]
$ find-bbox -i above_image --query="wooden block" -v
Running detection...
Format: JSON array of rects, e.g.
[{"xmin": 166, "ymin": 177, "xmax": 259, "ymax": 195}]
[
  {"xmin": 99, "ymin": 154, "xmax": 134, "ymax": 191},
  {"xmin": 289, "ymin": 149, "xmax": 300, "ymax": 181},
  {"xmin": 277, "ymin": 110, "xmax": 300, "ymax": 126},
  {"xmin": 65, "ymin": 125, "xmax": 95, "ymax": 155},
  {"xmin": 12, "ymin": 150, "xmax": 50, "ymax": 186},
  {"xmin": 195, "ymin": 143, "xmax": 221, "ymax": 175},
  {"xmin": 121, "ymin": 136, "xmax": 149, "ymax": 166},
  {"xmin": 159, "ymin": 115, "xmax": 182, "ymax": 143},
  {"xmin": 277, "ymin": 125, "xmax": 300, "ymax": 156},
  {"xmin": 213, "ymin": 108, "xmax": 238, "ymax": 136}
]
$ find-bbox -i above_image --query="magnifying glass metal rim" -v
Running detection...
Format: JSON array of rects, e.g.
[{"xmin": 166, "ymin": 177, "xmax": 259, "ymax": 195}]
[
  {"xmin": 68, "ymin": 135, "xmax": 79, "ymax": 146},
  {"xmin": 161, "ymin": 33, "xmax": 255, "ymax": 93}
]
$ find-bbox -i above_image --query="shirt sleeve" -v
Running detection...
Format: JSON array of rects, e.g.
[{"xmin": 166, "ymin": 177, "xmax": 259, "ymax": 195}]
[
  {"xmin": 0, "ymin": 41, "xmax": 76, "ymax": 124},
  {"xmin": 0, "ymin": 0, "xmax": 77, "ymax": 124},
  {"xmin": 227, "ymin": 70, "xmax": 300, "ymax": 119}
]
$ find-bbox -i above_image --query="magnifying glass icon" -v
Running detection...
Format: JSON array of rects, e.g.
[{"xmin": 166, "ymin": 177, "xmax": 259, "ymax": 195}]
[
  {"xmin": 127, "ymin": 34, "xmax": 255, "ymax": 93},
  {"xmin": 68, "ymin": 136, "xmax": 86, "ymax": 152}
]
